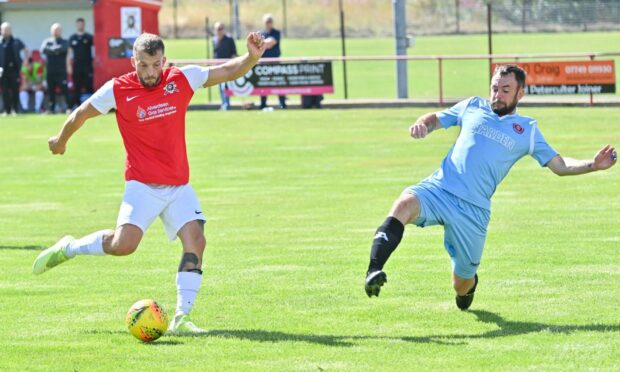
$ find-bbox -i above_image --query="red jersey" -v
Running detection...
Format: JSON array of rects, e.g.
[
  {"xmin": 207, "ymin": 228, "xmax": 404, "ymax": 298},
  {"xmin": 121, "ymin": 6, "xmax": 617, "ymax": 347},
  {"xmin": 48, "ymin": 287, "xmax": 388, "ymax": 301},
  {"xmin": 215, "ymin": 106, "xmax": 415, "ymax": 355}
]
[{"xmin": 89, "ymin": 66, "xmax": 209, "ymax": 185}]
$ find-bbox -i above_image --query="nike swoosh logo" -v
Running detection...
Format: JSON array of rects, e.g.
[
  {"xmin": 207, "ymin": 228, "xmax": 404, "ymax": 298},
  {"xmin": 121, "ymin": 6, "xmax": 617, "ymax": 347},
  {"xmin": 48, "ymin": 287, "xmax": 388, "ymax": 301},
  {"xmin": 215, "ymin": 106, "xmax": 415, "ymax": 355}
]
[
  {"xmin": 195, "ymin": 210, "xmax": 203, "ymax": 215},
  {"xmin": 126, "ymin": 95, "xmax": 139, "ymax": 102}
]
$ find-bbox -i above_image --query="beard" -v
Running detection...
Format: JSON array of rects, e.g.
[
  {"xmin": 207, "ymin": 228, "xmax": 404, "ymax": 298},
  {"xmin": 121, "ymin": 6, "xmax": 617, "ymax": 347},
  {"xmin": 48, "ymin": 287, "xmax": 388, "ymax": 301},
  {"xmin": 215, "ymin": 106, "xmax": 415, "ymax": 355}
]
[
  {"xmin": 139, "ymin": 75, "xmax": 161, "ymax": 87},
  {"xmin": 491, "ymin": 94, "xmax": 519, "ymax": 117}
]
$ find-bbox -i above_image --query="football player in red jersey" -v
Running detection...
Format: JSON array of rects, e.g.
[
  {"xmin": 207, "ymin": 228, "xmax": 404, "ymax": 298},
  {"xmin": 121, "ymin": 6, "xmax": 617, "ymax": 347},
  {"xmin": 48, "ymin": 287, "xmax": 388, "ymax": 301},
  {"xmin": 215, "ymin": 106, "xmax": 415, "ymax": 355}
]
[{"xmin": 33, "ymin": 32, "xmax": 266, "ymax": 334}]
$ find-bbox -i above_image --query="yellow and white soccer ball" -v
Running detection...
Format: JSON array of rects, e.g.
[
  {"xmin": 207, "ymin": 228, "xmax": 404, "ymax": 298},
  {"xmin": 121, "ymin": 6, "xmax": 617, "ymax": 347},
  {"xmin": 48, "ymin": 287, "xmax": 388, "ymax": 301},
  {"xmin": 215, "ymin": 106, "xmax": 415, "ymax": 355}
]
[{"xmin": 125, "ymin": 299, "xmax": 169, "ymax": 342}]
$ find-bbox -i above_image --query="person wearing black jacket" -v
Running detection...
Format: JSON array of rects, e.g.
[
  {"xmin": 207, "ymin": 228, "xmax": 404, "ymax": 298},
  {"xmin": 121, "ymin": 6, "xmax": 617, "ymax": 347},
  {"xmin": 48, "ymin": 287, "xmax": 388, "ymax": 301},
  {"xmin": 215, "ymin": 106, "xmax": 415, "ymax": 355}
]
[
  {"xmin": 213, "ymin": 22, "xmax": 237, "ymax": 110},
  {"xmin": 68, "ymin": 18, "xmax": 94, "ymax": 106},
  {"xmin": 0, "ymin": 22, "xmax": 27, "ymax": 116},
  {"xmin": 41, "ymin": 23, "xmax": 71, "ymax": 113},
  {"xmin": 259, "ymin": 14, "xmax": 286, "ymax": 110}
]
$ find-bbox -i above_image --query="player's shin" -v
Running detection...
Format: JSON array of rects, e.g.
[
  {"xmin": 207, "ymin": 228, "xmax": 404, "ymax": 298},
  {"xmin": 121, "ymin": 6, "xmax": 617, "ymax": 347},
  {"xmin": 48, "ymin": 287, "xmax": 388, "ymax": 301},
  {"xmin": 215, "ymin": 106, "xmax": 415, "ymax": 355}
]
[
  {"xmin": 175, "ymin": 252, "xmax": 202, "ymax": 316},
  {"xmin": 367, "ymin": 217, "xmax": 405, "ymax": 273},
  {"xmin": 65, "ymin": 230, "xmax": 109, "ymax": 257}
]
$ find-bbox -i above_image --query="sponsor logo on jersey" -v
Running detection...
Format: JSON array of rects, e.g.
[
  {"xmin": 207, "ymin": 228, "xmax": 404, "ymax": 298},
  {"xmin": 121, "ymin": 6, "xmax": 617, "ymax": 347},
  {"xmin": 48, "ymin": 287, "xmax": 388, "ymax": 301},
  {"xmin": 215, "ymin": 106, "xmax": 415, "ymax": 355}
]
[
  {"xmin": 136, "ymin": 106, "xmax": 146, "ymax": 119},
  {"xmin": 135, "ymin": 102, "xmax": 178, "ymax": 122},
  {"xmin": 163, "ymin": 81, "xmax": 179, "ymax": 96},
  {"xmin": 513, "ymin": 123, "xmax": 524, "ymax": 134},
  {"xmin": 472, "ymin": 124, "xmax": 516, "ymax": 151}
]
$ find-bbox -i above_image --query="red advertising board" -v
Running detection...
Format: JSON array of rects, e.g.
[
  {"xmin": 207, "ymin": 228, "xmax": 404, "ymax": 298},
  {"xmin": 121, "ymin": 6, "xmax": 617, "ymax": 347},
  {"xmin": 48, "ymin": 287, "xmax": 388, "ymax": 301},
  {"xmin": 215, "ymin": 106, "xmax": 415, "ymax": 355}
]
[
  {"xmin": 491, "ymin": 60, "xmax": 616, "ymax": 94},
  {"xmin": 93, "ymin": 0, "xmax": 162, "ymax": 89}
]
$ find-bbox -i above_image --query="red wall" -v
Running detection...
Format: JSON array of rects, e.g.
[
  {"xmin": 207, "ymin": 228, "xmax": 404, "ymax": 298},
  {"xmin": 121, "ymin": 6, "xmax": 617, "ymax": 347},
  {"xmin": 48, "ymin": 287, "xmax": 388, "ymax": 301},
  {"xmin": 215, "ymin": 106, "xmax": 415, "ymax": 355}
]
[{"xmin": 93, "ymin": 0, "xmax": 161, "ymax": 88}]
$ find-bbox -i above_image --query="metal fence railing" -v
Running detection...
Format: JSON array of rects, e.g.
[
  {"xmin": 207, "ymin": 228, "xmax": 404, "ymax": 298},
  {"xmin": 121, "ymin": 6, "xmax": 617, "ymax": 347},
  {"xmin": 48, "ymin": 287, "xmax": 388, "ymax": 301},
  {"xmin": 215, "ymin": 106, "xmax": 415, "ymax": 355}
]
[
  {"xmin": 172, "ymin": 51, "xmax": 620, "ymax": 106},
  {"xmin": 160, "ymin": 0, "xmax": 620, "ymax": 38}
]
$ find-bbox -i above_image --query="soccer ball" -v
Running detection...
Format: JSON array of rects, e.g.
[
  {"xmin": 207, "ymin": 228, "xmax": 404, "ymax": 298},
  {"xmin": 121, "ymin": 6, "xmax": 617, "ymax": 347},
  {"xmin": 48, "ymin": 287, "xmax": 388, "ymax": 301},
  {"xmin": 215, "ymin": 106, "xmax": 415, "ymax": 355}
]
[{"xmin": 125, "ymin": 299, "xmax": 169, "ymax": 342}]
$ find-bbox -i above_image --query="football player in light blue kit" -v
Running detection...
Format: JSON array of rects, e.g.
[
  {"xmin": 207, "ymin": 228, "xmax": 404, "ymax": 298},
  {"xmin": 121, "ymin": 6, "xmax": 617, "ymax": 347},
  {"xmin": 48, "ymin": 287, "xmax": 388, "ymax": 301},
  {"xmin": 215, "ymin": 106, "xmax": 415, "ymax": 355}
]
[{"xmin": 364, "ymin": 65, "xmax": 617, "ymax": 310}]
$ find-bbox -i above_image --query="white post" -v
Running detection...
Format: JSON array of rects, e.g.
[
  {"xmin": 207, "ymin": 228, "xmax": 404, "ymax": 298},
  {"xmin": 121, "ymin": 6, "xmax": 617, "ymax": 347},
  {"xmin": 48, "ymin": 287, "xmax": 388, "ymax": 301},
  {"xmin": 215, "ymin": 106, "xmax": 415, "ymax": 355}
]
[
  {"xmin": 233, "ymin": 0, "xmax": 241, "ymax": 40},
  {"xmin": 393, "ymin": 0, "xmax": 408, "ymax": 99}
]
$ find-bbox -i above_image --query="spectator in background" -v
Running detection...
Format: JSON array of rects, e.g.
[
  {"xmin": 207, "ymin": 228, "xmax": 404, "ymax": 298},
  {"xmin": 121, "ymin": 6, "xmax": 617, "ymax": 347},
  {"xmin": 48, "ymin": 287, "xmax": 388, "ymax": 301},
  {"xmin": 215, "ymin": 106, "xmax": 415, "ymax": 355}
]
[
  {"xmin": 213, "ymin": 22, "xmax": 237, "ymax": 111},
  {"xmin": 0, "ymin": 22, "xmax": 27, "ymax": 116},
  {"xmin": 69, "ymin": 18, "xmax": 94, "ymax": 106},
  {"xmin": 259, "ymin": 14, "xmax": 286, "ymax": 110},
  {"xmin": 20, "ymin": 53, "xmax": 46, "ymax": 113},
  {"xmin": 41, "ymin": 23, "xmax": 71, "ymax": 113}
]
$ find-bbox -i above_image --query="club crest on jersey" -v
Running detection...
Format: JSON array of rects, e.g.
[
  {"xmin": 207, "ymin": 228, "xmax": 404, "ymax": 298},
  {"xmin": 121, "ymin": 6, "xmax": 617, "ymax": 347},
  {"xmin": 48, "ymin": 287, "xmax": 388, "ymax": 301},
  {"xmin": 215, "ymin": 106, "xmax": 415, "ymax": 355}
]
[
  {"xmin": 163, "ymin": 81, "xmax": 179, "ymax": 96},
  {"xmin": 136, "ymin": 106, "xmax": 146, "ymax": 119},
  {"xmin": 513, "ymin": 123, "xmax": 524, "ymax": 134}
]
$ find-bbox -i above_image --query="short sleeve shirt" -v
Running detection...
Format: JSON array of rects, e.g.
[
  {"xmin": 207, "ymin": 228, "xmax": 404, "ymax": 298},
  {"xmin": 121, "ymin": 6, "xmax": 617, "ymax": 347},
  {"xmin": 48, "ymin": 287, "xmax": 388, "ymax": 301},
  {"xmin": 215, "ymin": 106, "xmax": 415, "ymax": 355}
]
[
  {"xmin": 87, "ymin": 65, "xmax": 210, "ymax": 185},
  {"xmin": 429, "ymin": 96, "xmax": 558, "ymax": 210},
  {"xmin": 213, "ymin": 35, "xmax": 237, "ymax": 59},
  {"xmin": 69, "ymin": 33, "xmax": 94, "ymax": 65}
]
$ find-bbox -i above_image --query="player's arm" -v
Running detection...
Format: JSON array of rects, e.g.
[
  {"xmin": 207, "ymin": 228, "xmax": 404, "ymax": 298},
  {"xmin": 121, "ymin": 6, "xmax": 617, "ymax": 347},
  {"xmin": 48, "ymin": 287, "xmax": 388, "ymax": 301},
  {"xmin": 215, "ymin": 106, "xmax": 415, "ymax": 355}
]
[
  {"xmin": 546, "ymin": 145, "xmax": 617, "ymax": 176},
  {"xmin": 409, "ymin": 112, "xmax": 441, "ymax": 139},
  {"xmin": 48, "ymin": 103, "xmax": 102, "ymax": 155},
  {"xmin": 203, "ymin": 32, "xmax": 266, "ymax": 87},
  {"xmin": 263, "ymin": 36, "xmax": 277, "ymax": 50}
]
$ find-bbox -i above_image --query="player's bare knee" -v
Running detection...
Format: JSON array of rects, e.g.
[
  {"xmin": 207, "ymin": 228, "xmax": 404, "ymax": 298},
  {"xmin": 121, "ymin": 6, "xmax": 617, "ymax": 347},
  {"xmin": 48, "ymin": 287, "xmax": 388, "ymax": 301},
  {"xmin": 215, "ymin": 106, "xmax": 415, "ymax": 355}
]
[
  {"xmin": 390, "ymin": 194, "xmax": 420, "ymax": 224},
  {"xmin": 178, "ymin": 221, "xmax": 206, "ymax": 254},
  {"xmin": 110, "ymin": 241, "xmax": 139, "ymax": 256},
  {"xmin": 452, "ymin": 280, "xmax": 463, "ymax": 293},
  {"xmin": 189, "ymin": 233, "xmax": 206, "ymax": 256},
  {"xmin": 108, "ymin": 234, "xmax": 140, "ymax": 256},
  {"xmin": 452, "ymin": 278, "xmax": 472, "ymax": 296}
]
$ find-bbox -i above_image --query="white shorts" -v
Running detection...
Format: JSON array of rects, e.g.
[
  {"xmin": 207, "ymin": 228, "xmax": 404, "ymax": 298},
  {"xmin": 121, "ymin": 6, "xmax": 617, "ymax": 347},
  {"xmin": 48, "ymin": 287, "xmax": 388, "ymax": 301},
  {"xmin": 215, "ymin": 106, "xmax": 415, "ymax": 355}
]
[{"xmin": 117, "ymin": 180, "xmax": 206, "ymax": 240}]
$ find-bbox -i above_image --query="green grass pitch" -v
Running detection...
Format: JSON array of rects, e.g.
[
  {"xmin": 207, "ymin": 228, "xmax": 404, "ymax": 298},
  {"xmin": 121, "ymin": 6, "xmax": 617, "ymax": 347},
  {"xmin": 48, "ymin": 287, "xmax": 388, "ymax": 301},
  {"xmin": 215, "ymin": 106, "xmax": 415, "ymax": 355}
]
[{"xmin": 0, "ymin": 107, "xmax": 618, "ymax": 370}]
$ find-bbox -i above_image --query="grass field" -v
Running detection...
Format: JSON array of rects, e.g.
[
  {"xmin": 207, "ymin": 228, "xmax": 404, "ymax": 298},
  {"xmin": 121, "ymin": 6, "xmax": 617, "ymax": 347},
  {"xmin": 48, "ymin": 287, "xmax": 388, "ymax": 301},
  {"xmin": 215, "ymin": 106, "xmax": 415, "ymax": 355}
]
[
  {"xmin": 165, "ymin": 32, "xmax": 620, "ymax": 102},
  {"xmin": 0, "ymin": 107, "xmax": 619, "ymax": 370}
]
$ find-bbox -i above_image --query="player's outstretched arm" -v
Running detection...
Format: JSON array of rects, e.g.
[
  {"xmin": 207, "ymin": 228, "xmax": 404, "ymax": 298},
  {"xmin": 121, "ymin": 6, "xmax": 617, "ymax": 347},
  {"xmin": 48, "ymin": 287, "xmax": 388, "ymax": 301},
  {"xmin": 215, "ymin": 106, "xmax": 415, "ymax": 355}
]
[
  {"xmin": 203, "ymin": 32, "xmax": 266, "ymax": 87},
  {"xmin": 48, "ymin": 103, "xmax": 102, "ymax": 155},
  {"xmin": 546, "ymin": 145, "xmax": 617, "ymax": 176},
  {"xmin": 409, "ymin": 112, "xmax": 441, "ymax": 139}
]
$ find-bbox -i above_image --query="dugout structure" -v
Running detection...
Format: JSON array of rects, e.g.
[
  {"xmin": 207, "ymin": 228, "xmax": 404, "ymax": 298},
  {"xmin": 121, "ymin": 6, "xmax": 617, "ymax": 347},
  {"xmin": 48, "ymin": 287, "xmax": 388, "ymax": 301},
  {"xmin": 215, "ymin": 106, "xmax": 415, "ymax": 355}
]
[{"xmin": 0, "ymin": 0, "xmax": 163, "ymax": 89}]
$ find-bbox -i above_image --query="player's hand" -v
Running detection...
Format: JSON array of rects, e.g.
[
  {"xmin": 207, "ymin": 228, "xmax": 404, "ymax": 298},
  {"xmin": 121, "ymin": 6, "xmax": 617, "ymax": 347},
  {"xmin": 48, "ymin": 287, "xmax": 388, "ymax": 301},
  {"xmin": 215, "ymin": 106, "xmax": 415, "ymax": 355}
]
[
  {"xmin": 409, "ymin": 122, "xmax": 428, "ymax": 139},
  {"xmin": 592, "ymin": 144, "xmax": 617, "ymax": 171},
  {"xmin": 48, "ymin": 136, "xmax": 66, "ymax": 155},
  {"xmin": 246, "ymin": 32, "xmax": 266, "ymax": 61}
]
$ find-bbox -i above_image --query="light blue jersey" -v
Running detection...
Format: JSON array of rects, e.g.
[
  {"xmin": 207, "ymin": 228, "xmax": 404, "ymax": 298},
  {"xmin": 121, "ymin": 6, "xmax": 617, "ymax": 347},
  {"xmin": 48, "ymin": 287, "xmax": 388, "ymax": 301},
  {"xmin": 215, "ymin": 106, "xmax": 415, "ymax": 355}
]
[
  {"xmin": 404, "ymin": 97, "xmax": 558, "ymax": 278},
  {"xmin": 428, "ymin": 96, "xmax": 558, "ymax": 210}
]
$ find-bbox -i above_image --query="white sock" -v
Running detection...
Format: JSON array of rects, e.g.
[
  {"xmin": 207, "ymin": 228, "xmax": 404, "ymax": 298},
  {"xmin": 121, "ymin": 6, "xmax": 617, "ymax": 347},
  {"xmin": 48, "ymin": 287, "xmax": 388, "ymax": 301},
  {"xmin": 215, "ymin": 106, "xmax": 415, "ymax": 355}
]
[
  {"xmin": 65, "ymin": 230, "xmax": 107, "ymax": 257},
  {"xmin": 175, "ymin": 272, "xmax": 202, "ymax": 316},
  {"xmin": 35, "ymin": 91, "xmax": 44, "ymax": 112},
  {"xmin": 19, "ymin": 91, "xmax": 29, "ymax": 111}
]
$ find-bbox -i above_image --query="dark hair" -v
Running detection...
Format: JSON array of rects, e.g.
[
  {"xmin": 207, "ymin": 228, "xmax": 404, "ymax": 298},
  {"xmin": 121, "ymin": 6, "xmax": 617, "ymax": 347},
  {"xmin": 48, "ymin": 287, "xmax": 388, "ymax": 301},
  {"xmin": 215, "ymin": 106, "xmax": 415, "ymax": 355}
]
[
  {"xmin": 76, "ymin": 18, "xmax": 85, "ymax": 23},
  {"xmin": 493, "ymin": 64, "xmax": 526, "ymax": 89},
  {"xmin": 133, "ymin": 33, "xmax": 165, "ymax": 56}
]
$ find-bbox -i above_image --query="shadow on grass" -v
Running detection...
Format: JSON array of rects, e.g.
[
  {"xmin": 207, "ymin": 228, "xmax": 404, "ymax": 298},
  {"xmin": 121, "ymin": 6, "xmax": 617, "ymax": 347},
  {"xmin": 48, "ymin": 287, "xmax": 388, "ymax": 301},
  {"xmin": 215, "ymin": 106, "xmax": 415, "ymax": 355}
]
[
  {"xmin": 207, "ymin": 310, "xmax": 620, "ymax": 347},
  {"xmin": 141, "ymin": 340, "xmax": 184, "ymax": 346},
  {"xmin": 0, "ymin": 245, "xmax": 43, "ymax": 251},
  {"xmin": 207, "ymin": 329, "xmax": 356, "ymax": 347},
  {"xmin": 400, "ymin": 310, "xmax": 620, "ymax": 345},
  {"xmin": 84, "ymin": 330, "xmax": 184, "ymax": 345},
  {"xmin": 81, "ymin": 310, "xmax": 620, "ymax": 347},
  {"xmin": 84, "ymin": 330, "xmax": 127, "ymax": 335}
]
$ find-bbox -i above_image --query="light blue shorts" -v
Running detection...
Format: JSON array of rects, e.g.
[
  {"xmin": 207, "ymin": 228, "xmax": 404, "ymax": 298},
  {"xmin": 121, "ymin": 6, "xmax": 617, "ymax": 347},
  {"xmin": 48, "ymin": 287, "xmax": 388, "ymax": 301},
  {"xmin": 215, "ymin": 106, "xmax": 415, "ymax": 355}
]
[{"xmin": 404, "ymin": 181, "xmax": 490, "ymax": 279}]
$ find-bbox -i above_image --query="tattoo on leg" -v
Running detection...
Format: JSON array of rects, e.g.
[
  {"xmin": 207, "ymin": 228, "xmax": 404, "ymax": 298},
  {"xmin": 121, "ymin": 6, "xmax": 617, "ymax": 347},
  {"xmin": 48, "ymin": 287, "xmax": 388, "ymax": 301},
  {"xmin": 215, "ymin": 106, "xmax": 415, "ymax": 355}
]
[{"xmin": 178, "ymin": 252, "xmax": 201, "ymax": 273}]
